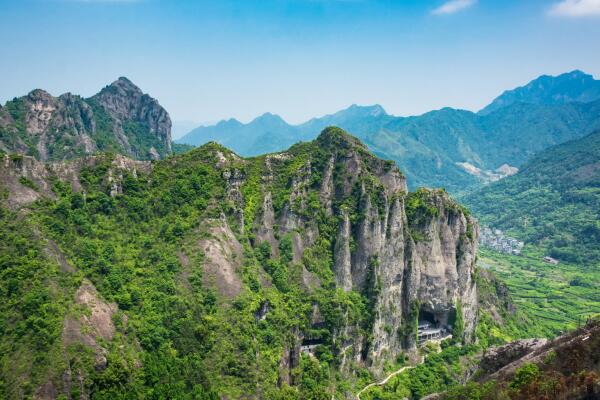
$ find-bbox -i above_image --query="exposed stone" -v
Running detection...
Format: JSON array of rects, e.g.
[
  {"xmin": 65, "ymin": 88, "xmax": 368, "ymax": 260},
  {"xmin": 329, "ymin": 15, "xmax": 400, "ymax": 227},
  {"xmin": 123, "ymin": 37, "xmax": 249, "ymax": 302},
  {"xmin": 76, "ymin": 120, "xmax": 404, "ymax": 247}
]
[
  {"xmin": 197, "ymin": 217, "xmax": 244, "ymax": 299},
  {"xmin": 92, "ymin": 77, "xmax": 172, "ymax": 157},
  {"xmin": 260, "ymin": 129, "xmax": 478, "ymax": 375},
  {"xmin": 0, "ymin": 77, "xmax": 172, "ymax": 161},
  {"xmin": 61, "ymin": 279, "xmax": 119, "ymax": 388},
  {"xmin": 0, "ymin": 153, "xmax": 151, "ymax": 209}
]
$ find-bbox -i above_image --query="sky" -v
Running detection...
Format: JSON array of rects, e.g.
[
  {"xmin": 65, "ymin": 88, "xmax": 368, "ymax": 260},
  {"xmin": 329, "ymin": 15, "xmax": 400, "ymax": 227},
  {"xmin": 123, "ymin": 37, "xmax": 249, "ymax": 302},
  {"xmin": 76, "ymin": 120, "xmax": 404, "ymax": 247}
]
[{"xmin": 1, "ymin": 0, "xmax": 600, "ymax": 136}]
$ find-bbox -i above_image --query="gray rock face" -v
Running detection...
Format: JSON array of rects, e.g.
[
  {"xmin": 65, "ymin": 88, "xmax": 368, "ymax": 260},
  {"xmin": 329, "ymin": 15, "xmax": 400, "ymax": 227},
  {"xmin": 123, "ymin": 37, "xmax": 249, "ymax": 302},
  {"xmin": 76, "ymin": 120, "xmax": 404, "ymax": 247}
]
[
  {"xmin": 0, "ymin": 77, "xmax": 172, "ymax": 161},
  {"xmin": 231, "ymin": 128, "xmax": 479, "ymax": 374},
  {"xmin": 92, "ymin": 77, "xmax": 172, "ymax": 157},
  {"xmin": 0, "ymin": 153, "xmax": 151, "ymax": 209}
]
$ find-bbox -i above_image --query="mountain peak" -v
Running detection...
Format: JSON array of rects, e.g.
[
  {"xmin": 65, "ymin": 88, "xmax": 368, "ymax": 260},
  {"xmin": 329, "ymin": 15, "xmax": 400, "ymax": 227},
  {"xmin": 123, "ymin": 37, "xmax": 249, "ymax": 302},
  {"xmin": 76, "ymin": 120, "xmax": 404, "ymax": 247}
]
[
  {"xmin": 116, "ymin": 76, "xmax": 133, "ymax": 84},
  {"xmin": 344, "ymin": 104, "xmax": 387, "ymax": 117},
  {"xmin": 251, "ymin": 112, "xmax": 287, "ymax": 125},
  {"xmin": 566, "ymin": 69, "xmax": 587, "ymax": 77},
  {"xmin": 315, "ymin": 126, "xmax": 365, "ymax": 150},
  {"xmin": 100, "ymin": 76, "xmax": 144, "ymax": 96},
  {"xmin": 216, "ymin": 118, "xmax": 242, "ymax": 127},
  {"xmin": 27, "ymin": 89, "xmax": 54, "ymax": 101},
  {"xmin": 480, "ymin": 70, "xmax": 600, "ymax": 115}
]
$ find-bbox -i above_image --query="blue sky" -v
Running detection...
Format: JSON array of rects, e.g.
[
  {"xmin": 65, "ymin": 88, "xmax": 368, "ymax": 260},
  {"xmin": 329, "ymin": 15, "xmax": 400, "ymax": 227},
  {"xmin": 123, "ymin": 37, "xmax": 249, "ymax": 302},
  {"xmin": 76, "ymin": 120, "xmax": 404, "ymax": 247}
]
[{"xmin": 1, "ymin": 0, "xmax": 600, "ymax": 133}]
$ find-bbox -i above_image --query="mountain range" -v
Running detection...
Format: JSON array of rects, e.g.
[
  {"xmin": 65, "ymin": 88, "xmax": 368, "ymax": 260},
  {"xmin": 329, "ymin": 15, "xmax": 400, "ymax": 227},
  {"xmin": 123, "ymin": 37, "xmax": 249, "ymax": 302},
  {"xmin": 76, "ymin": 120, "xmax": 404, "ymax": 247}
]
[
  {"xmin": 178, "ymin": 70, "xmax": 600, "ymax": 193},
  {"xmin": 1, "ymin": 72, "xmax": 600, "ymax": 399},
  {"xmin": 2, "ymin": 70, "xmax": 599, "ymax": 195},
  {"xmin": 479, "ymin": 69, "xmax": 600, "ymax": 115}
]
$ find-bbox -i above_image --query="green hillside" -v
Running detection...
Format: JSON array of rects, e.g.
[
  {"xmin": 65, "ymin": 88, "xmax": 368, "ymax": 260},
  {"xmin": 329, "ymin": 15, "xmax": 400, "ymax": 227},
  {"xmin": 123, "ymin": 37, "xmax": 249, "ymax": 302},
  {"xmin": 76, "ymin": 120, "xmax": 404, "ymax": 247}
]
[
  {"xmin": 0, "ymin": 128, "xmax": 481, "ymax": 399},
  {"xmin": 463, "ymin": 130, "xmax": 600, "ymax": 264}
]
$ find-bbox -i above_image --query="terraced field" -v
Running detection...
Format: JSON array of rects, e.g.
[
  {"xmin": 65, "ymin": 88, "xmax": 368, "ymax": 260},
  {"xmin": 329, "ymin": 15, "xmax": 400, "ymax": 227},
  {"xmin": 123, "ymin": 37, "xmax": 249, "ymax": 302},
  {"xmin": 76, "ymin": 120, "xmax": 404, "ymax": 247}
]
[{"xmin": 478, "ymin": 246, "xmax": 600, "ymax": 337}]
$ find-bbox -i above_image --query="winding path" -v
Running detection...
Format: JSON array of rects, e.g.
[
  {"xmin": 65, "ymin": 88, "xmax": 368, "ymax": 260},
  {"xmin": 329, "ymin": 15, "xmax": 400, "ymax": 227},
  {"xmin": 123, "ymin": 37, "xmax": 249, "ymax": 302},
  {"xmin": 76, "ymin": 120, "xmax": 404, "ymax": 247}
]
[
  {"xmin": 356, "ymin": 335, "xmax": 452, "ymax": 399},
  {"xmin": 355, "ymin": 362, "xmax": 420, "ymax": 400}
]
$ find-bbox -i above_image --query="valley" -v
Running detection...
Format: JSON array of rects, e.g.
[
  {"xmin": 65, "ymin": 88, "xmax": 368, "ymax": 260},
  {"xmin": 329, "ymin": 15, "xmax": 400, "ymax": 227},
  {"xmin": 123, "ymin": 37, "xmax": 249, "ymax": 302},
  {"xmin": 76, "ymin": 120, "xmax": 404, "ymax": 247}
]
[{"xmin": 478, "ymin": 248, "xmax": 600, "ymax": 337}]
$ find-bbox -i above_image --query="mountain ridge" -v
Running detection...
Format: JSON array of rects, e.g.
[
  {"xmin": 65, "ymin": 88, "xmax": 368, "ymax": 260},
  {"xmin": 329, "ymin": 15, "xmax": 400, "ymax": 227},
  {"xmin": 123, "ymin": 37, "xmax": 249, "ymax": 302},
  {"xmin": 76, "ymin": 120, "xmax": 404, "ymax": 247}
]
[
  {"xmin": 178, "ymin": 90, "xmax": 600, "ymax": 192},
  {"xmin": 0, "ymin": 127, "xmax": 478, "ymax": 398},
  {"xmin": 479, "ymin": 69, "xmax": 600, "ymax": 115},
  {"xmin": 463, "ymin": 129, "xmax": 600, "ymax": 264},
  {"xmin": 0, "ymin": 77, "xmax": 172, "ymax": 161}
]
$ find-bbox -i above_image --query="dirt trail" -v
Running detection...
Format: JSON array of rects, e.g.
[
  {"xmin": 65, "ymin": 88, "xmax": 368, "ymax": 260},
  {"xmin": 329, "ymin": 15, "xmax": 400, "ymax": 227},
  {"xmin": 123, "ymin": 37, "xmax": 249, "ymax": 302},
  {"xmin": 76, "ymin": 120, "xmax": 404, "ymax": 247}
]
[
  {"xmin": 356, "ymin": 335, "xmax": 452, "ymax": 399},
  {"xmin": 356, "ymin": 356, "xmax": 424, "ymax": 400}
]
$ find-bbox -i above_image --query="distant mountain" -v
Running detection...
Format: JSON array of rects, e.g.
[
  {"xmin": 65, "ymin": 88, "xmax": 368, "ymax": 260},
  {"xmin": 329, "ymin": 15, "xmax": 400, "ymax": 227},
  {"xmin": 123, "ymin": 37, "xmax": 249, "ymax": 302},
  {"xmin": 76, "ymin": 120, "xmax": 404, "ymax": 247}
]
[
  {"xmin": 179, "ymin": 112, "xmax": 311, "ymax": 156},
  {"xmin": 479, "ymin": 70, "xmax": 600, "ymax": 115},
  {"xmin": 462, "ymin": 129, "xmax": 600, "ymax": 264},
  {"xmin": 178, "ymin": 95, "xmax": 600, "ymax": 193},
  {"xmin": 0, "ymin": 77, "xmax": 172, "ymax": 161}
]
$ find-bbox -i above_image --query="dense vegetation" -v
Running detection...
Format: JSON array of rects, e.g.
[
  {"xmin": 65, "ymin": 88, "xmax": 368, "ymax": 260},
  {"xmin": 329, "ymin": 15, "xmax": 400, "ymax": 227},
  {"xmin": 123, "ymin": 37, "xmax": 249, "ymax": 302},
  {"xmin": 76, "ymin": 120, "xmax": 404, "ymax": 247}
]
[
  {"xmin": 3, "ymin": 68, "xmax": 600, "ymax": 399},
  {"xmin": 361, "ymin": 343, "xmax": 481, "ymax": 400},
  {"xmin": 171, "ymin": 142, "xmax": 195, "ymax": 154},
  {"xmin": 463, "ymin": 130, "xmax": 600, "ymax": 264},
  {"xmin": 0, "ymin": 196, "xmax": 78, "ymax": 398},
  {"xmin": 1, "ymin": 128, "xmax": 437, "ymax": 399}
]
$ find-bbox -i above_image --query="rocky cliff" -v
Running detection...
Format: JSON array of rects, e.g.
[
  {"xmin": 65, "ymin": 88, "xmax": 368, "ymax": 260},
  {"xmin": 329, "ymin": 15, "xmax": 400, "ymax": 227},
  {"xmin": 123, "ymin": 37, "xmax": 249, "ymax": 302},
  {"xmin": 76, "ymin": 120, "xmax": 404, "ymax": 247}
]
[
  {"xmin": 231, "ymin": 128, "xmax": 479, "ymax": 373},
  {"xmin": 0, "ymin": 77, "xmax": 171, "ymax": 161},
  {"xmin": 0, "ymin": 127, "xmax": 478, "ymax": 398}
]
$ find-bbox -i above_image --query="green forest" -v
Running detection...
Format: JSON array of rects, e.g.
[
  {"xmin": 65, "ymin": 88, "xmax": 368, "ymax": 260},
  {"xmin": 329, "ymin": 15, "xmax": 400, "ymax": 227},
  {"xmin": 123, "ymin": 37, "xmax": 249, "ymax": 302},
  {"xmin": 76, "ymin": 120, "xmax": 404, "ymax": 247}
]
[{"xmin": 463, "ymin": 130, "xmax": 600, "ymax": 264}]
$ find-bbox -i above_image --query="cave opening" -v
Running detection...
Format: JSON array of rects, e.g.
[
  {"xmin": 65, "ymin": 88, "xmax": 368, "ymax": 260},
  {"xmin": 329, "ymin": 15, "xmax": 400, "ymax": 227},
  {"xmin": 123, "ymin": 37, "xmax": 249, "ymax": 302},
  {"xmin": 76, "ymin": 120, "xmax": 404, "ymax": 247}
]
[
  {"xmin": 419, "ymin": 309, "xmax": 437, "ymax": 327},
  {"xmin": 417, "ymin": 306, "xmax": 456, "ymax": 345}
]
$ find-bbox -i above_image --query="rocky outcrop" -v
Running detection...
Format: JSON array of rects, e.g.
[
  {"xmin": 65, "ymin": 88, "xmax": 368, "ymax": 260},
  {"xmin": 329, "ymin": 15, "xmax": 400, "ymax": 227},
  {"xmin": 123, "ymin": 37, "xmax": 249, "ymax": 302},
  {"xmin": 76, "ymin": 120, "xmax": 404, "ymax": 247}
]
[
  {"xmin": 92, "ymin": 77, "xmax": 172, "ymax": 158},
  {"xmin": 430, "ymin": 319, "xmax": 600, "ymax": 400},
  {"xmin": 196, "ymin": 217, "xmax": 244, "ymax": 299},
  {"xmin": 0, "ymin": 153, "xmax": 151, "ymax": 208},
  {"xmin": 484, "ymin": 320, "xmax": 600, "ymax": 383},
  {"xmin": 62, "ymin": 281, "xmax": 119, "ymax": 370},
  {"xmin": 230, "ymin": 127, "xmax": 479, "ymax": 375},
  {"xmin": 59, "ymin": 281, "xmax": 122, "ymax": 400},
  {"xmin": 1, "ymin": 127, "xmax": 479, "ymax": 395},
  {"xmin": 0, "ymin": 77, "xmax": 172, "ymax": 161}
]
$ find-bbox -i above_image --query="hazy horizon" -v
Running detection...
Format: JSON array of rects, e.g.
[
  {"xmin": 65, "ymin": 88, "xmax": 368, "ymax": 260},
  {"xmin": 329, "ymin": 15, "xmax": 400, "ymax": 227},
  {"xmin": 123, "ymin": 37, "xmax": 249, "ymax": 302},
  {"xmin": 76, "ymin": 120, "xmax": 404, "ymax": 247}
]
[{"xmin": 2, "ymin": 0, "xmax": 600, "ymax": 126}]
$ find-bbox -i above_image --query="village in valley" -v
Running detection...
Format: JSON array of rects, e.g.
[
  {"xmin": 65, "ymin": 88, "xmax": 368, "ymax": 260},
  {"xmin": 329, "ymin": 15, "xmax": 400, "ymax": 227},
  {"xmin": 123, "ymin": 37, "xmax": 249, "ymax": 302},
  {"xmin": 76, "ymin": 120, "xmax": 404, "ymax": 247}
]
[{"xmin": 479, "ymin": 226, "xmax": 524, "ymax": 255}]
